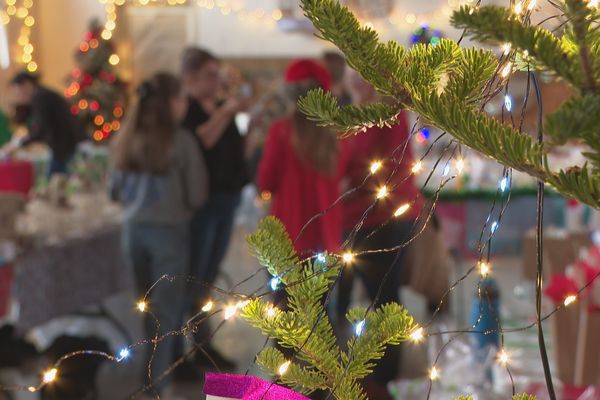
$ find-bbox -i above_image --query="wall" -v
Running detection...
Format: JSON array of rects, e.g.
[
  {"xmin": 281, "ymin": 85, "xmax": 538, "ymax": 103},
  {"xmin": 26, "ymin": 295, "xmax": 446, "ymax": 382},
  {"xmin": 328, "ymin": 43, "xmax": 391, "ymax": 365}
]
[
  {"xmin": 194, "ymin": 2, "xmax": 331, "ymax": 58},
  {"xmin": 36, "ymin": 0, "xmax": 105, "ymax": 90}
]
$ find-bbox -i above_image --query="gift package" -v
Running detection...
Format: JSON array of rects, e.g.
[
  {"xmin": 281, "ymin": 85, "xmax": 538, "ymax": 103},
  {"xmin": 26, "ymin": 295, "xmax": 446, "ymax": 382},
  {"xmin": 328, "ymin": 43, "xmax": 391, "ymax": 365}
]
[
  {"xmin": 0, "ymin": 160, "xmax": 34, "ymax": 197},
  {"xmin": 203, "ymin": 373, "xmax": 309, "ymax": 400}
]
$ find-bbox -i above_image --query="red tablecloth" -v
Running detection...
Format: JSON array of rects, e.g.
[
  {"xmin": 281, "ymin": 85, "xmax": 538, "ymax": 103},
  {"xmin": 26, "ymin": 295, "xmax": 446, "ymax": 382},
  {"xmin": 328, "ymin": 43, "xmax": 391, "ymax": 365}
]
[{"xmin": 0, "ymin": 161, "xmax": 34, "ymax": 196}]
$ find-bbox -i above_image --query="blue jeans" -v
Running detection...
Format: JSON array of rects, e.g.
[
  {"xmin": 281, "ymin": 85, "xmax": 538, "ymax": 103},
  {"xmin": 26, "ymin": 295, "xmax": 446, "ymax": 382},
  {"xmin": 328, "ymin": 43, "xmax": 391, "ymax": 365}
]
[
  {"xmin": 122, "ymin": 222, "xmax": 189, "ymax": 393},
  {"xmin": 176, "ymin": 192, "xmax": 240, "ymax": 355},
  {"xmin": 48, "ymin": 153, "xmax": 74, "ymax": 177}
]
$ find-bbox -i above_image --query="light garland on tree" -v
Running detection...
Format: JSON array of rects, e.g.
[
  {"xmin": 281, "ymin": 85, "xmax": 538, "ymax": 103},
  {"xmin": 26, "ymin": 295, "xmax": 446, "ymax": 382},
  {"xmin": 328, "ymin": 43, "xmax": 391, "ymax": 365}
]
[{"xmin": 1, "ymin": 0, "xmax": 36, "ymax": 72}]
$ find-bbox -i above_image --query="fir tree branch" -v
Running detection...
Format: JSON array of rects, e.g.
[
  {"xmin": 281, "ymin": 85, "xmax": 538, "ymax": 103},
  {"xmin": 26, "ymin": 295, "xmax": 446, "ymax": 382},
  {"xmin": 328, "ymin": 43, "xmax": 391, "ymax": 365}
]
[
  {"xmin": 451, "ymin": 5, "xmax": 583, "ymax": 89},
  {"xmin": 564, "ymin": 0, "xmax": 598, "ymax": 93}
]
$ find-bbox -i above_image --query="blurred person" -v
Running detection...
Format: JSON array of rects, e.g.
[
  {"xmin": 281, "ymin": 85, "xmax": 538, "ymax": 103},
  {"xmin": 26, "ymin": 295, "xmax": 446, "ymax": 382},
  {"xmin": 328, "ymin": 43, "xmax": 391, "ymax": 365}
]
[
  {"xmin": 257, "ymin": 59, "xmax": 347, "ymax": 255},
  {"xmin": 338, "ymin": 68, "xmax": 422, "ymax": 399},
  {"xmin": 3, "ymin": 71, "xmax": 83, "ymax": 175},
  {"xmin": 110, "ymin": 73, "xmax": 207, "ymax": 399},
  {"xmin": 322, "ymin": 51, "xmax": 352, "ymax": 106},
  {"xmin": 178, "ymin": 48, "xmax": 248, "ymax": 373}
]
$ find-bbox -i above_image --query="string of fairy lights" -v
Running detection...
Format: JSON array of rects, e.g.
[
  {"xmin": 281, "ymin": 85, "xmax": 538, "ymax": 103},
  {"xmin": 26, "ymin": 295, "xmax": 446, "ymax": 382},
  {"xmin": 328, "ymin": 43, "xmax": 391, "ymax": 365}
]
[
  {"xmin": 1, "ymin": 0, "xmax": 600, "ymax": 398},
  {"xmin": 1, "ymin": 0, "xmax": 37, "ymax": 72}
]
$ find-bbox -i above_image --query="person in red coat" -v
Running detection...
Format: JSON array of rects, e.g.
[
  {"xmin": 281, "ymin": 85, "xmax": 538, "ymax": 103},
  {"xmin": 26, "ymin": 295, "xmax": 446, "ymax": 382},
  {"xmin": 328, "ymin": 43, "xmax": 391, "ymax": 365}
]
[
  {"xmin": 337, "ymin": 68, "xmax": 424, "ymax": 399},
  {"xmin": 257, "ymin": 59, "xmax": 347, "ymax": 256}
]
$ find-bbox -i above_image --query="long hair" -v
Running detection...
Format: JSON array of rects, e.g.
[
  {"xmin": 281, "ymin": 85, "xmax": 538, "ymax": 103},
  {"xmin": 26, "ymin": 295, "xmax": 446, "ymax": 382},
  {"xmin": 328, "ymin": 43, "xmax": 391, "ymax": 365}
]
[
  {"xmin": 113, "ymin": 73, "xmax": 181, "ymax": 174},
  {"xmin": 287, "ymin": 80, "xmax": 339, "ymax": 175}
]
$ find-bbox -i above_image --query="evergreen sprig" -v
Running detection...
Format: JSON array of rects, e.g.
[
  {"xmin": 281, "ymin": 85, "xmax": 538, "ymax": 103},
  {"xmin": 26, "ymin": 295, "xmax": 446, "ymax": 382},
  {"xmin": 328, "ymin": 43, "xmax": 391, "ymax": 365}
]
[
  {"xmin": 241, "ymin": 217, "xmax": 416, "ymax": 400},
  {"xmin": 299, "ymin": 0, "xmax": 600, "ymax": 208}
]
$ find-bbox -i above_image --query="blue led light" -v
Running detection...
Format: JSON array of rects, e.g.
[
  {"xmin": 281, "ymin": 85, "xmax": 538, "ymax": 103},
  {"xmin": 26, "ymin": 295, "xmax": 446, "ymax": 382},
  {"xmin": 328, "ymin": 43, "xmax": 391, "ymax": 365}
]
[
  {"xmin": 270, "ymin": 277, "xmax": 281, "ymax": 291},
  {"xmin": 118, "ymin": 348, "xmax": 130, "ymax": 360},
  {"xmin": 354, "ymin": 320, "xmax": 366, "ymax": 336},
  {"xmin": 500, "ymin": 177, "xmax": 509, "ymax": 192},
  {"xmin": 491, "ymin": 221, "xmax": 499, "ymax": 234},
  {"xmin": 504, "ymin": 95, "xmax": 512, "ymax": 112},
  {"xmin": 442, "ymin": 164, "xmax": 451, "ymax": 177}
]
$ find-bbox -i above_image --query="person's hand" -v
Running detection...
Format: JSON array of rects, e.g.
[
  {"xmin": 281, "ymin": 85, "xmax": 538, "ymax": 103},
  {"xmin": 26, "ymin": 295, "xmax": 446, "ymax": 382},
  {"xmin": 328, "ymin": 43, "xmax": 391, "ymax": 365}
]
[
  {"xmin": 222, "ymin": 97, "xmax": 242, "ymax": 115},
  {"xmin": 0, "ymin": 143, "xmax": 17, "ymax": 159},
  {"xmin": 222, "ymin": 96, "xmax": 251, "ymax": 115}
]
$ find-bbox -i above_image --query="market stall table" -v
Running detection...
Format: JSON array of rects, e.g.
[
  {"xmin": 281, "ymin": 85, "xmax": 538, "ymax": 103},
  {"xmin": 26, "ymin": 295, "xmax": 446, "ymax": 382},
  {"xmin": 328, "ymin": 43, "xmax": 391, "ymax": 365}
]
[{"xmin": 8, "ymin": 193, "xmax": 133, "ymax": 336}]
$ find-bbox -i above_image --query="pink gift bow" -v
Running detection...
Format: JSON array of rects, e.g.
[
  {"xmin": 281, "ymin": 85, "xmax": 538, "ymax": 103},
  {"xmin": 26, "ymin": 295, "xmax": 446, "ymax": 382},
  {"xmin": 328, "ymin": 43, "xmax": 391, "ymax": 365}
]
[{"xmin": 203, "ymin": 373, "xmax": 310, "ymax": 400}]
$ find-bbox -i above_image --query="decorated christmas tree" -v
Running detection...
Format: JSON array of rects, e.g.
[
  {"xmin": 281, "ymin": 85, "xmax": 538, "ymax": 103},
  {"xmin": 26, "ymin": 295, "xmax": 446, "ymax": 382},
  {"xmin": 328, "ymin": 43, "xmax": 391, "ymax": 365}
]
[
  {"xmin": 65, "ymin": 20, "xmax": 126, "ymax": 143},
  {"xmin": 241, "ymin": 217, "xmax": 416, "ymax": 400}
]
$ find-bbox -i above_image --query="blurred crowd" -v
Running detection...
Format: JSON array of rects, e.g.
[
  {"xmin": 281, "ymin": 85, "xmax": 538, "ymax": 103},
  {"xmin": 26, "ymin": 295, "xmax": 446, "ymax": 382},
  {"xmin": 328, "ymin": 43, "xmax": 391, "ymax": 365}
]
[{"xmin": 0, "ymin": 48, "xmax": 422, "ymax": 400}]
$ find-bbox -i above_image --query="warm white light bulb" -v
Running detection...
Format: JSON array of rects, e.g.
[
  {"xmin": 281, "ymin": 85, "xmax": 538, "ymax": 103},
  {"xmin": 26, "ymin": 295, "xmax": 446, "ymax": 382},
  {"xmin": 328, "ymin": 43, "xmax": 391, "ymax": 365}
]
[
  {"xmin": 342, "ymin": 252, "xmax": 355, "ymax": 264},
  {"xmin": 589, "ymin": 0, "xmax": 599, "ymax": 7},
  {"xmin": 265, "ymin": 305, "xmax": 278, "ymax": 318},
  {"xmin": 501, "ymin": 62, "xmax": 512, "ymax": 78},
  {"xmin": 224, "ymin": 305, "xmax": 237, "ymax": 320},
  {"xmin": 410, "ymin": 327, "xmax": 425, "ymax": 343},
  {"xmin": 429, "ymin": 366, "xmax": 440, "ymax": 381},
  {"xmin": 564, "ymin": 295, "xmax": 577, "ymax": 306},
  {"xmin": 411, "ymin": 161, "xmax": 423, "ymax": 174},
  {"xmin": 394, "ymin": 203, "xmax": 411, "ymax": 218},
  {"xmin": 43, "ymin": 368, "xmax": 58, "ymax": 384},
  {"xmin": 497, "ymin": 348, "xmax": 510, "ymax": 365},
  {"xmin": 236, "ymin": 300, "xmax": 250, "ymax": 309},
  {"xmin": 501, "ymin": 42, "xmax": 512, "ymax": 55},
  {"xmin": 479, "ymin": 261, "xmax": 490, "ymax": 277},
  {"xmin": 202, "ymin": 301, "xmax": 214, "ymax": 312},
  {"xmin": 455, "ymin": 158, "xmax": 465, "ymax": 174},
  {"xmin": 370, "ymin": 160, "xmax": 383, "ymax": 174},
  {"xmin": 376, "ymin": 186, "xmax": 389, "ymax": 199},
  {"xmin": 527, "ymin": 0, "xmax": 536, "ymax": 10},
  {"xmin": 514, "ymin": 1, "xmax": 523, "ymax": 14},
  {"xmin": 136, "ymin": 301, "xmax": 147, "ymax": 313},
  {"xmin": 278, "ymin": 360, "xmax": 291, "ymax": 375}
]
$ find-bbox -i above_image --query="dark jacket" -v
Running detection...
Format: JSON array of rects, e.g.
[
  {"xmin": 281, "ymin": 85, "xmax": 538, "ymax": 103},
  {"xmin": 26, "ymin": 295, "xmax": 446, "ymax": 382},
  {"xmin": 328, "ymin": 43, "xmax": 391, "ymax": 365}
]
[{"xmin": 21, "ymin": 87, "xmax": 84, "ymax": 160}]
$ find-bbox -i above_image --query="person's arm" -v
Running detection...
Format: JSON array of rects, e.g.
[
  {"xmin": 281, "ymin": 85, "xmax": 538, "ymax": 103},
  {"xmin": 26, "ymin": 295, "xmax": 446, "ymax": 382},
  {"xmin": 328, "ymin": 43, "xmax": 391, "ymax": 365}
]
[
  {"xmin": 256, "ymin": 121, "xmax": 283, "ymax": 194},
  {"xmin": 196, "ymin": 98, "xmax": 240, "ymax": 149},
  {"xmin": 20, "ymin": 91, "xmax": 52, "ymax": 147},
  {"xmin": 181, "ymin": 133, "xmax": 209, "ymax": 209}
]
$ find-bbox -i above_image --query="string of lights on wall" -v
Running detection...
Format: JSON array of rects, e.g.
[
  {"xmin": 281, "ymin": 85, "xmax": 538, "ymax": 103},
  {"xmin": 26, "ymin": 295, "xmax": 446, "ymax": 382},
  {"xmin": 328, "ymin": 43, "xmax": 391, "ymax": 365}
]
[
  {"xmin": 1, "ymin": 0, "xmax": 36, "ymax": 72},
  {"xmin": 98, "ymin": 0, "xmax": 476, "ymax": 37}
]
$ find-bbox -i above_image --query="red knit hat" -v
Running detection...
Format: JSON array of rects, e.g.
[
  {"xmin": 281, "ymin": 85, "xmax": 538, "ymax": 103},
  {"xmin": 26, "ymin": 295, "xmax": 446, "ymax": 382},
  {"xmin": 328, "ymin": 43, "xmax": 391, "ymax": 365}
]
[{"xmin": 284, "ymin": 59, "xmax": 332, "ymax": 91}]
